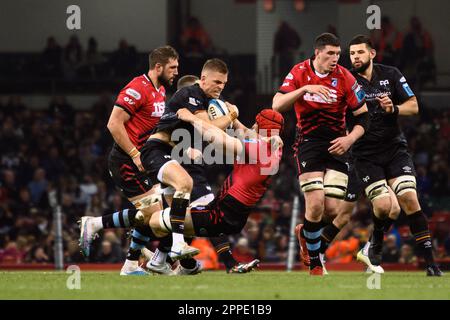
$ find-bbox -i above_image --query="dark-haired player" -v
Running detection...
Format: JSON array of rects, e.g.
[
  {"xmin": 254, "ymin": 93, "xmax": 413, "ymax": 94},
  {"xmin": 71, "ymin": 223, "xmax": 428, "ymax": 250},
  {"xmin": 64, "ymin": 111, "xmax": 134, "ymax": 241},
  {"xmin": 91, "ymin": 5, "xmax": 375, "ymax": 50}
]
[
  {"xmin": 272, "ymin": 33, "xmax": 369, "ymax": 275},
  {"xmin": 348, "ymin": 35, "xmax": 442, "ymax": 276}
]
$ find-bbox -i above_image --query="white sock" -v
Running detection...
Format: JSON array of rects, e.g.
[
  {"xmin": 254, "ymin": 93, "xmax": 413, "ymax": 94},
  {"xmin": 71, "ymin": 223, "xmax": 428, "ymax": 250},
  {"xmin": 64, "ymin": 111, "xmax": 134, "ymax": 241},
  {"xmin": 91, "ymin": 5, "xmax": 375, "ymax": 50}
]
[
  {"xmin": 363, "ymin": 241, "xmax": 371, "ymax": 256},
  {"xmin": 172, "ymin": 232, "xmax": 185, "ymax": 246},
  {"xmin": 123, "ymin": 259, "xmax": 138, "ymax": 269},
  {"xmin": 92, "ymin": 216, "xmax": 103, "ymax": 231},
  {"xmin": 150, "ymin": 249, "xmax": 167, "ymax": 265}
]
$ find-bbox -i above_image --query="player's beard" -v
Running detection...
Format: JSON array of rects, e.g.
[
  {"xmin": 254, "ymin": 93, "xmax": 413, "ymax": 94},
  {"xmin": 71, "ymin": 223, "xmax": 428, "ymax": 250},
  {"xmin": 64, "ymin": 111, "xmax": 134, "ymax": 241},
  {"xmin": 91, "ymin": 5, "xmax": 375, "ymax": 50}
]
[
  {"xmin": 158, "ymin": 74, "xmax": 172, "ymax": 88},
  {"xmin": 353, "ymin": 60, "xmax": 371, "ymax": 73}
]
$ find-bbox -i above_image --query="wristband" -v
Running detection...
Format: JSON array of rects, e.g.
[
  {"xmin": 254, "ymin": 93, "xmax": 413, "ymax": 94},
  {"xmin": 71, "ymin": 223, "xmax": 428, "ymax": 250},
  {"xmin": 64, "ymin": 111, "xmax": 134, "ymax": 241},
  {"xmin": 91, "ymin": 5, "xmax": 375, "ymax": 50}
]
[
  {"xmin": 392, "ymin": 105, "xmax": 399, "ymax": 116},
  {"xmin": 128, "ymin": 147, "xmax": 140, "ymax": 159}
]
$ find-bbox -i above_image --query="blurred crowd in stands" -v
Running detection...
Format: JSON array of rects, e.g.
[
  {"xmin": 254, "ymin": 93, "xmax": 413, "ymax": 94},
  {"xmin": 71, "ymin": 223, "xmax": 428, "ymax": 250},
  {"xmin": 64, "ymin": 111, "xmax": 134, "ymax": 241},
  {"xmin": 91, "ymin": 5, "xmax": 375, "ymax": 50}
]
[
  {"xmin": 273, "ymin": 16, "xmax": 436, "ymax": 90},
  {"xmin": 0, "ymin": 15, "xmax": 449, "ymax": 267},
  {"xmin": 0, "ymin": 95, "xmax": 449, "ymax": 265}
]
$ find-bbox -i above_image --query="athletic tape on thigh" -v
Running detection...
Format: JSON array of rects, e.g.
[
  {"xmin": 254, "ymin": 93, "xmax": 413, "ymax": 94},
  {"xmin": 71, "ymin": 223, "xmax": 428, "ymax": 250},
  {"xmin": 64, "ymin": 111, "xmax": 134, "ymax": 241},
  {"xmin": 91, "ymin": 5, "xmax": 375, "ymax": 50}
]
[
  {"xmin": 365, "ymin": 179, "xmax": 390, "ymax": 201},
  {"xmin": 300, "ymin": 177, "xmax": 324, "ymax": 192},
  {"xmin": 391, "ymin": 175, "xmax": 417, "ymax": 196},
  {"xmin": 132, "ymin": 193, "xmax": 162, "ymax": 210},
  {"xmin": 190, "ymin": 193, "xmax": 215, "ymax": 206},
  {"xmin": 159, "ymin": 207, "xmax": 172, "ymax": 232},
  {"xmin": 324, "ymin": 170, "xmax": 348, "ymax": 199}
]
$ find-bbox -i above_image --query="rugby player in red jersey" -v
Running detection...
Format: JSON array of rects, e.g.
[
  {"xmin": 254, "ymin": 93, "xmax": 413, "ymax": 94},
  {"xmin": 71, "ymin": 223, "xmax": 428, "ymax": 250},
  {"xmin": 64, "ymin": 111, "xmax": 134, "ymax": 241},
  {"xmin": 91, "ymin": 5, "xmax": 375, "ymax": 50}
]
[
  {"xmin": 79, "ymin": 46, "xmax": 191, "ymax": 275},
  {"xmin": 146, "ymin": 108, "xmax": 284, "ymax": 243},
  {"xmin": 272, "ymin": 33, "xmax": 369, "ymax": 275}
]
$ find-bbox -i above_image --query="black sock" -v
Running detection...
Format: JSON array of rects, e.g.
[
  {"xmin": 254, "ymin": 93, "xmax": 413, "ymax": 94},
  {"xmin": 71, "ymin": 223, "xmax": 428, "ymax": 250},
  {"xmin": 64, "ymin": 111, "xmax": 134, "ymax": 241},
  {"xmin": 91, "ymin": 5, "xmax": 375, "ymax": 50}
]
[
  {"xmin": 407, "ymin": 211, "xmax": 434, "ymax": 265},
  {"xmin": 210, "ymin": 236, "xmax": 237, "ymax": 270},
  {"xmin": 102, "ymin": 208, "xmax": 138, "ymax": 229},
  {"xmin": 320, "ymin": 223, "xmax": 340, "ymax": 254},
  {"xmin": 180, "ymin": 258, "xmax": 197, "ymax": 269},
  {"xmin": 303, "ymin": 219, "xmax": 323, "ymax": 268},
  {"xmin": 170, "ymin": 193, "xmax": 190, "ymax": 235},
  {"xmin": 126, "ymin": 226, "xmax": 154, "ymax": 261},
  {"xmin": 384, "ymin": 217, "xmax": 396, "ymax": 233},
  {"xmin": 158, "ymin": 235, "xmax": 173, "ymax": 253},
  {"xmin": 372, "ymin": 214, "xmax": 386, "ymax": 245}
]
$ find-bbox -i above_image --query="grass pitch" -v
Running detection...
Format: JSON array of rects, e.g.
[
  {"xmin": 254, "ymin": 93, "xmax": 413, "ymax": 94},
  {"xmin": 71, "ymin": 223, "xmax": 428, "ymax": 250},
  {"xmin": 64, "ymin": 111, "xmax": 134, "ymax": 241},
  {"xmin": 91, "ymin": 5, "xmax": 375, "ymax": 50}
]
[{"xmin": 1, "ymin": 271, "xmax": 448, "ymax": 300}]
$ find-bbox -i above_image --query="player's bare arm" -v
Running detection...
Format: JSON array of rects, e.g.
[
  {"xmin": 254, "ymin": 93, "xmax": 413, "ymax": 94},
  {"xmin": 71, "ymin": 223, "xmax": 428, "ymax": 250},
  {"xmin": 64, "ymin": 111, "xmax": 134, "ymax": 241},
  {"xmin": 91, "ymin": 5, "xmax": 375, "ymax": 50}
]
[
  {"xmin": 377, "ymin": 95, "xmax": 418, "ymax": 116},
  {"xmin": 107, "ymin": 106, "xmax": 145, "ymax": 172},
  {"xmin": 329, "ymin": 103, "xmax": 368, "ymax": 156},
  {"xmin": 177, "ymin": 108, "xmax": 243, "ymax": 156},
  {"xmin": 272, "ymin": 85, "xmax": 332, "ymax": 113}
]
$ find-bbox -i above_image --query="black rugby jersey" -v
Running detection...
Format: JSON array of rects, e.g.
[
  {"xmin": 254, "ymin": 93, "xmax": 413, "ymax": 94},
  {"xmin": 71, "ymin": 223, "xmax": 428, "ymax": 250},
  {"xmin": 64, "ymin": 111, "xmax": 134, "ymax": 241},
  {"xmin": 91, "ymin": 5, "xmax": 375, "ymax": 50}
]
[{"xmin": 349, "ymin": 64, "xmax": 415, "ymax": 156}]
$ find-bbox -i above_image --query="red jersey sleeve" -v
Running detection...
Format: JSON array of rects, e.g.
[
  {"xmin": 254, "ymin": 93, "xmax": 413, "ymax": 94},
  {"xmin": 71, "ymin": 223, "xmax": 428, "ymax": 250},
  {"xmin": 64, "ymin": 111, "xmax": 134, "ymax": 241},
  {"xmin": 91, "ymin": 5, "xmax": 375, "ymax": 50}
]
[
  {"xmin": 115, "ymin": 81, "xmax": 145, "ymax": 116},
  {"xmin": 278, "ymin": 65, "xmax": 300, "ymax": 94},
  {"xmin": 343, "ymin": 69, "xmax": 365, "ymax": 111}
]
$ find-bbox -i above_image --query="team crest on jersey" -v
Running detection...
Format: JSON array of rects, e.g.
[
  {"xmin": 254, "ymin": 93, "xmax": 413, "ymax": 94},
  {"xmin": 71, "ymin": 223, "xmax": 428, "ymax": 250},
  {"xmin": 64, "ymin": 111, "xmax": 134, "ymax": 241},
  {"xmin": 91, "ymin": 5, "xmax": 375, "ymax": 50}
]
[
  {"xmin": 126, "ymin": 88, "xmax": 141, "ymax": 100},
  {"xmin": 331, "ymin": 78, "xmax": 338, "ymax": 87},
  {"xmin": 286, "ymin": 73, "xmax": 294, "ymax": 80}
]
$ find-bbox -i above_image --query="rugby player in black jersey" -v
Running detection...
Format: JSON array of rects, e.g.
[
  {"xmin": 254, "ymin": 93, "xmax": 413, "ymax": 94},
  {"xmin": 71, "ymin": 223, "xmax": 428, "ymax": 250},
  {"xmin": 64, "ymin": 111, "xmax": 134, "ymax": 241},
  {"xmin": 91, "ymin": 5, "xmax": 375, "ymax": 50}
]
[{"xmin": 346, "ymin": 35, "xmax": 442, "ymax": 276}]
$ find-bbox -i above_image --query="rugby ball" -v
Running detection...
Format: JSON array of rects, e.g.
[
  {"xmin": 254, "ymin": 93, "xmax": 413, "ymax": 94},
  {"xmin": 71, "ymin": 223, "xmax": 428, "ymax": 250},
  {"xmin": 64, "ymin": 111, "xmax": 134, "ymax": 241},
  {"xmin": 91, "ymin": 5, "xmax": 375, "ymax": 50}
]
[{"xmin": 207, "ymin": 99, "xmax": 229, "ymax": 120}]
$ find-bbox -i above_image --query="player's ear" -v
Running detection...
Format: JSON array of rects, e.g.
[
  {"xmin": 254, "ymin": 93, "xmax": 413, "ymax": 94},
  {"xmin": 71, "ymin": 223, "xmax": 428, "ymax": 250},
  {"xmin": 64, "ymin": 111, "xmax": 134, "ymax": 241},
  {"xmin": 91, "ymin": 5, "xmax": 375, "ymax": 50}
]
[
  {"xmin": 155, "ymin": 62, "xmax": 163, "ymax": 74},
  {"xmin": 370, "ymin": 48, "xmax": 376, "ymax": 60},
  {"xmin": 314, "ymin": 48, "xmax": 320, "ymax": 57}
]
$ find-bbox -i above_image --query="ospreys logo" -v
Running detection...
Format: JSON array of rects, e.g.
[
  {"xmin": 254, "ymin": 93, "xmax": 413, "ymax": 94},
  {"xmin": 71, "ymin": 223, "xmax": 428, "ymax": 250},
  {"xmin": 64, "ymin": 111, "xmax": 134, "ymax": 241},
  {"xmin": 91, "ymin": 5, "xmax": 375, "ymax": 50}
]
[{"xmin": 363, "ymin": 176, "xmax": 370, "ymax": 183}]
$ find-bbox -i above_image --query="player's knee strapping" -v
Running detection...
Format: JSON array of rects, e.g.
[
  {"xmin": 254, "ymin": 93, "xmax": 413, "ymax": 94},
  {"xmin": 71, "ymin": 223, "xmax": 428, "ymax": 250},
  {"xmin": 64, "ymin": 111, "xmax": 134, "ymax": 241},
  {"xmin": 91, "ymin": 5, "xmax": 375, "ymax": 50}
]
[
  {"xmin": 158, "ymin": 208, "xmax": 172, "ymax": 232},
  {"xmin": 324, "ymin": 170, "xmax": 348, "ymax": 199},
  {"xmin": 300, "ymin": 177, "xmax": 324, "ymax": 192},
  {"xmin": 391, "ymin": 175, "xmax": 417, "ymax": 197},
  {"xmin": 365, "ymin": 180, "xmax": 390, "ymax": 201}
]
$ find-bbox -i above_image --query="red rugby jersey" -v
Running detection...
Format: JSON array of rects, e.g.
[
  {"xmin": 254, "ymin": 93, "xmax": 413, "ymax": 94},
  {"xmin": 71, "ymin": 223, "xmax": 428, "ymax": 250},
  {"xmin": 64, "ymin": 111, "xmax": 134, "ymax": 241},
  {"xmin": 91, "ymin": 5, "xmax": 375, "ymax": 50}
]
[
  {"xmin": 220, "ymin": 139, "xmax": 282, "ymax": 207},
  {"xmin": 279, "ymin": 59, "xmax": 365, "ymax": 139},
  {"xmin": 115, "ymin": 74, "xmax": 166, "ymax": 150}
]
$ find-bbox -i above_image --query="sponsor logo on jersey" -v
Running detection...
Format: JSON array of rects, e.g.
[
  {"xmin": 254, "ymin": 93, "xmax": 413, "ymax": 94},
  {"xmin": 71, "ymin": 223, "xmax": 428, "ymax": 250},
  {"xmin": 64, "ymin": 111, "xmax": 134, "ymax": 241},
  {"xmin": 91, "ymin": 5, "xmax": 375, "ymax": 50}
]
[
  {"xmin": 402, "ymin": 166, "xmax": 412, "ymax": 173},
  {"xmin": 125, "ymin": 88, "xmax": 141, "ymax": 100},
  {"xmin": 286, "ymin": 73, "xmax": 294, "ymax": 80},
  {"xmin": 282, "ymin": 82, "xmax": 290, "ymax": 87},
  {"xmin": 379, "ymin": 80, "xmax": 390, "ymax": 86},
  {"xmin": 402, "ymin": 83, "xmax": 414, "ymax": 97},
  {"xmin": 123, "ymin": 96, "xmax": 135, "ymax": 105},
  {"xmin": 304, "ymin": 89, "xmax": 338, "ymax": 104},
  {"xmin": 189, "ymin": 97, "xmax": 198, "ymax": 106}
]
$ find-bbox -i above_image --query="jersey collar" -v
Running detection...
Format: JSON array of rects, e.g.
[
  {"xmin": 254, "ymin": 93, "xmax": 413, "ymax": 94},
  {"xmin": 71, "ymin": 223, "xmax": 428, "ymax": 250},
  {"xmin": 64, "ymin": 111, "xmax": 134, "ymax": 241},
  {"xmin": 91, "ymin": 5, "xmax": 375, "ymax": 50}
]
[{"xmin": 143, "ymin": 73, "xmax": 161, "ymax": 92}]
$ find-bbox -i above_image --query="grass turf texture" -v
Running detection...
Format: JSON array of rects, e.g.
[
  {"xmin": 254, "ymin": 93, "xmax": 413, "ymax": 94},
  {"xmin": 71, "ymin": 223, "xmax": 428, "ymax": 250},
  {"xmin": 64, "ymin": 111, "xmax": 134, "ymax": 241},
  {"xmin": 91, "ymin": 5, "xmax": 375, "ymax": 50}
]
[{"xmin": 1, "ymin": 271, "xmax": 448, "ymax": 300}]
